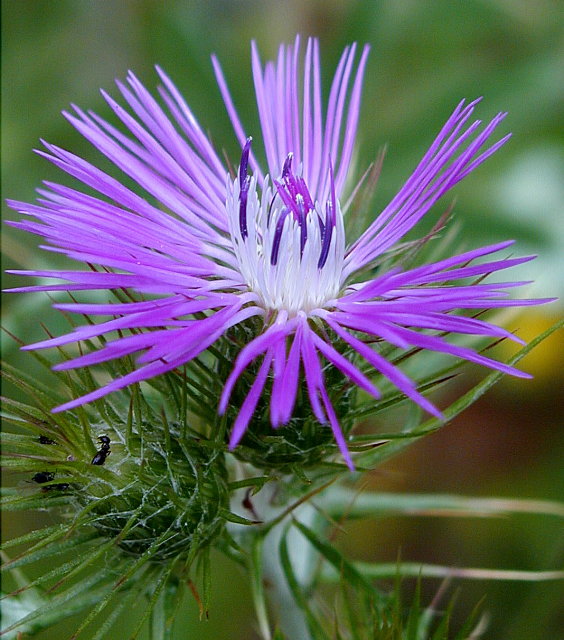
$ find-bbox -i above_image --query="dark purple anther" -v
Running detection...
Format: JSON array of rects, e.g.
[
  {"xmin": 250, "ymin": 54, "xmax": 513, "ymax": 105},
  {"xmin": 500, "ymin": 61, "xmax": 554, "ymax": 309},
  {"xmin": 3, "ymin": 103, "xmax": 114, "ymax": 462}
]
[
  {"xmin": 318, "ymin": 162, "xmax": 337, "ymax": 269},
  {"xmin": 239, "ymin": 188, "xmax": 249, "ymax": 239},
  {"xmin": 317, "ymin": 203, "xmax": 333, "ymax": 269},
  {"xmin": 317, "ymin": 212, "xmax": 325, "ymax": 237},
  {"xmin": 282, "ymin": 153, "xmax": 293, "ymax": 178},
  {"xmin": 297, "ymin": 199, "xmax": 307, "ymax": 254},
  {"xmin": 274, "ymin": 178, "xmax": 308, "ymax": 259},
  {"xmin": 239, "ymin": 137, "xmax": 252, "ymax": 190},
  {"xmin": 239, "ymin": 138, "xmax": 252, "ymax": 239},
  {"xmin": 270, "ymin": 207, "xmax": 290, "ymax": 265},
  {"xmin": 297, "ymin": 176, "xmax": 315, "ymax": 213},
  {"xmin": 273, "ymin": 154, "xmax": 322, "ymax": 261}
]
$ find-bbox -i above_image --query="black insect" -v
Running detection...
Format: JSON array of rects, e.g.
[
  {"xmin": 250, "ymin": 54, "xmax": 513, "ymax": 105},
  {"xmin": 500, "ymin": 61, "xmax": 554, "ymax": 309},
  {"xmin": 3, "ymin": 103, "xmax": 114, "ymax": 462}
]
[
  {"xmin": 32, "ymin": 471, "xmax": 55, "ymax": 484},
  {"xmin": 38, "ymin": 435, "xmax": 56, "ymax": 445},
  {"xmin": 91, "ymin": 435, "xmax": 111, "ymax": 466},
  {"xmin": 31, "ymin": 471, "xmax": 69, "ymax": 491}
]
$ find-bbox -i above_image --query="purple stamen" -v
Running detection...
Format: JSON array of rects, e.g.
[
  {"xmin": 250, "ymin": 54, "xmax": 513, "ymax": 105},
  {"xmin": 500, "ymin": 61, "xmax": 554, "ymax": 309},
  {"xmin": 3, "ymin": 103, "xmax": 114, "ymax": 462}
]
[
  {"xmin": 239, "ymin": 189, "xmax": 249, "ymax": 239},
  {"xmin": 317, "ymin": 212, "xmax": 325, "ymax": 237},
  {"xmin": 239, "ymin": 137, "xmax": 252, "ymax": 239},
  {"xmin": 317, "ymin": 204, "xmax": 333, "ymax": 268},
  {"xmin": 270, "ymin": 207, "xmax": 290, "ymax": 265},
  {"xmin": 282, "ymin": 153, "xmax": 293, "ymax": 178},
  {"xmin": 296, "ymin": 196, "xmax": 307, "ymax": 253},
  {"xmin": 274, "ymin": 181, "xmax": 308, "ymax": 259},
  {"xmin": 318, "ymin": 163, "xmax": 337, "ymax": 269},
  {"xmin": 296, "ymin": 176, "xmax": 315, "ymax": 212},
  {"xmin": 274, "ymin": 155, "xmax": 321, "ymax": 259},
  {"xmin": 240, "ymin": 137, "xmax": 252, "ymax": 190}
]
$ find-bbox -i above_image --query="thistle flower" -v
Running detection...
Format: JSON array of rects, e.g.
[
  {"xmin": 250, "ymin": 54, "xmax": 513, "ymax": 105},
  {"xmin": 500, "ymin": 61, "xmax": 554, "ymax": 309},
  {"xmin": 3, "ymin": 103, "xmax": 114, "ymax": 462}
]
[{"xmin": 6, "ymin": 36, "xmax": 550, "ymax": 469}]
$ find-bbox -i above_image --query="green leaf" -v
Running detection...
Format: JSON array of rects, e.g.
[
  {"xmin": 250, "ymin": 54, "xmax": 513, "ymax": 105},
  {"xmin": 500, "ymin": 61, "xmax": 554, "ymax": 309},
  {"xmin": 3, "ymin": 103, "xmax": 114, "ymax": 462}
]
[
  {"xmin": 321, "ymin": 561, "xmax": 564, "ymax": 582},
  {"xmin": 278, "ymin": 528, "xmax": 326, "ymax": 639},
  {"xmin": 90, "ymin": 574, "xmax": 151, "ymax": 640},
  {"xmin": 250, "ymin": 535, "xmax": 271, "ymax": 640},
  {"xmin": 2, "ymin": 532, "xmax": 97, "ymax": 572},
  {"xmin": 291, "ymin": 519, "xmax": 380, "ymax": 596},
  {"xmin": 2, "ymin": 546, "xmax": 101, "ymax": 599},
  {"xmin": 228, "ymin": 475, "xmax": 272, "ymax": 492},
  {"xmin": 201, "ymin": 546, "xmax": 212, "ymax": 620},
  {"xmin": 452, "ymin": 597, "xmax": 485, "ymax": 640},
  {"xmin": 1, "ymin": 491, "xmax": 72, "ymax": 511},
  {"xmin": 318, "ymin": 488, "xmax": 564, "ymax": 520},
  {"xmin": 0, "ymin": 567, "xmax": 118, "ymax": 637},
  {"xmin": 129, "ymin": 566, "xmax": 174, "ymax": 639},
  {"xmin": 404, "ymin": 575, "xmax": 422, "ymax": 640},
  {"xmin": 219, "ymin": 508, "xmax": 261, "ymax": 526},
  {"xmin": 1, "ymin": 524, "xmax": 67, "ymax": 551}
]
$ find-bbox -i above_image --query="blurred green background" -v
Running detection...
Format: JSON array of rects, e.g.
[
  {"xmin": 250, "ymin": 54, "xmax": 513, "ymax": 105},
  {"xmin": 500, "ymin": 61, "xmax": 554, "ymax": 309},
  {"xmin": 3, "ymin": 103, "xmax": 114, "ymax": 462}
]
[{"xmin": 2, "ymin": 1, "xmax": 563, "ymax": 638}]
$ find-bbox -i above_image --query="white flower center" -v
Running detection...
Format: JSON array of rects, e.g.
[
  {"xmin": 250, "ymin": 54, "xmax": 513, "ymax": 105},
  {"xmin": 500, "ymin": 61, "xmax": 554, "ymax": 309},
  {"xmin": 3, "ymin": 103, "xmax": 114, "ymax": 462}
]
[{"xmin": 226, "ymin": 146, "xmax": 345, "ymax": 314}]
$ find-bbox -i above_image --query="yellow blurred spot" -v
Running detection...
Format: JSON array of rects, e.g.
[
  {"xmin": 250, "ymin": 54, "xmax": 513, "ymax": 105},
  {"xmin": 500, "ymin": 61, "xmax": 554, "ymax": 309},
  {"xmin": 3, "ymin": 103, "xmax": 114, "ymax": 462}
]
[{"xmin": 502, "ymin": 311, "xmax": 562, "ymax": 383}]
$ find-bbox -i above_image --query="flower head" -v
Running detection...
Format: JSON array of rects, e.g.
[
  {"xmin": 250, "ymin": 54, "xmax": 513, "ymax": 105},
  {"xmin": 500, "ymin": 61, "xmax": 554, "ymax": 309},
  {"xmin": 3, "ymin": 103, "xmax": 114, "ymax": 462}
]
[{"xmin": 7, "ymin": 36, "xmax": 551, "ymax": 469}]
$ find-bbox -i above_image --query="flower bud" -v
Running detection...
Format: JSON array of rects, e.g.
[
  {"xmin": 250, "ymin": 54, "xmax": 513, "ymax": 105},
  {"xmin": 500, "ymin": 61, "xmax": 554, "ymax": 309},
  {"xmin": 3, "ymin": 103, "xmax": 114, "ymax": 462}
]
[{"xmin": 76, "ymin": 428, "xmax": 229, "ymax": 561}]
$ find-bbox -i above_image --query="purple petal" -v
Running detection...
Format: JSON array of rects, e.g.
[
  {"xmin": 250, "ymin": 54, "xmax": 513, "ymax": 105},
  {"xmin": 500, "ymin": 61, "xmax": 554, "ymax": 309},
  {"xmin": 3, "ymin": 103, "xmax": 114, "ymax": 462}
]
[
  {"xmin": 299, "ymin": 322, "xmax": 327, "ymax": 424},
  {"xmin": 391, "ymin": 325, "xmax": 533, "ymax": 378},
  {"xmin": 219, "ymin": 313, "xmax": 298, "ymax": 414},
  {"xmin": 325, "ymin": 316, "xmax": 443, "ymax": 419},
  {"xmin": 318, "ymin": 385, "xmax": 354, "ymax": 471},
  {"xmin": 228, "ymin": 351, "xmax": 274, "ymax": 449},
  {"xmin": 273, "ymin": 323, "xmax": 303, "ymax": 426},
  {"xmin": 345, "ymin": 101, "xmax": 511, "ymax": 277},
  {"xmin": 309, "ymin": 331, "xmax": 381, "ymax": 399}
]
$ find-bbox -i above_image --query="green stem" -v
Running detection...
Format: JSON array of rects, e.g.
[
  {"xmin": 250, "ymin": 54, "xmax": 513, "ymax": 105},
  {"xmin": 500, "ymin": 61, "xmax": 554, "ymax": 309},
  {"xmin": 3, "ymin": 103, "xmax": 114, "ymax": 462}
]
[
  {"xmin": 250, "ymin": 535, "xmax": 272, "ymax": 640},
  {"xmin": 248, "ymin": 482, "xmax": 320, "ymax": 639}
]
